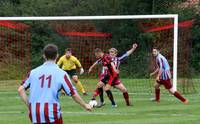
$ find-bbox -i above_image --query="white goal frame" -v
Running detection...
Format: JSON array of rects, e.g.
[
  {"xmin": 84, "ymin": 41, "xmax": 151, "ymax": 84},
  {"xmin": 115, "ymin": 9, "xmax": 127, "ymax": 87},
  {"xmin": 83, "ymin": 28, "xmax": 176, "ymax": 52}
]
[{"xmin": 0, "ymin": 15, "xmax": 178, "ymax": 91}]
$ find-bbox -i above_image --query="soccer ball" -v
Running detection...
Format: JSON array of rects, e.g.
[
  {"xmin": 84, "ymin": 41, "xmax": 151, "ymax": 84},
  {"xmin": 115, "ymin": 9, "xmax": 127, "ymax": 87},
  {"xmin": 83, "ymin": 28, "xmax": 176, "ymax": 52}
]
[{"xmin": 89, "ymin": 100, "xmax": 98, "ymax": 107}]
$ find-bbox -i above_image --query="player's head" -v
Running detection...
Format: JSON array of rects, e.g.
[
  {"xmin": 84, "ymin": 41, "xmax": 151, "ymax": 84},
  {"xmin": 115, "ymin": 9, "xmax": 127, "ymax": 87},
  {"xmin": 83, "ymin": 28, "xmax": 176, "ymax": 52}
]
[
  {"xmin": 43, "ymin": 44, "xmax": 58, "ymax": 61},
  {"xmin": 65, "ymin": 48, "xmax": 72, "ymax": 58},
  {"xmin": 152, "ymin": 47, "xmax": 159, "ymax": 57},
  {"xmin": 109, "ymin": 48, "xmax": 118, "ymax": 57},
  {"xmin": 94, "ymin": 48, "xmax": 104, "ymax": 58}
]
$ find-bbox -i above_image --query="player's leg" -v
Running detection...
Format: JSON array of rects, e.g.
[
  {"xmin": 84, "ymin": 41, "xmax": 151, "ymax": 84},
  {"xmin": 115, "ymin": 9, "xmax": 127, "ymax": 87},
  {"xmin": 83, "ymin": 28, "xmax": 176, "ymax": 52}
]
[
  {"xmin": 92, "ymin": 81, "xmax": 105, "ymax": 100},
  {"xmin": 104, "ymin": 83, "xmax": 117, "ymax": 107},
  {"xmin": 154, "ymin": 82, "xmax": 161, "ymax": 102},
  {"xmin": 114, "ymin": 83, "xmax": 131, "ymax": 106},
  {"xmin": 99, "ymin": 87, "xmax": 104, "ymax": 103},
  {"xmin": 98, "ymin": 73, "xmax": 105, "ymax": 106},
  {"xmin": 72, "ymin": 75, "xmax": 87, "ymax": 95},
  {"xmin": 164, "ymin": 80, "xmax": 188, "ymax": 104},
  {"xmin": 96, "ymin": 74, "xmax": 116, "ymax": 107}
]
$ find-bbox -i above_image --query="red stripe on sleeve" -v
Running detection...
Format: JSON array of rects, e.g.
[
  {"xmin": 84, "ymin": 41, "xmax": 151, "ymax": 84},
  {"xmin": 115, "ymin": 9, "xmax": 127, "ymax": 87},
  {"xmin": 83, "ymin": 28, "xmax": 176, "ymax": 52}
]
[
  {"xmin": 36, "ymin": 103, "xmax": 41, "ymax": 123},
  {"xmin": 64, "ymin": 75, "xmax": 75, "ymax": 95},
  {"xmin": 44, "ymin": 103, "xmax": 50, "ymax": 123},
  {"xmin": 53, "ymin": 103, "xmax": 58, "ymax": 122},
  {"xmin": 29, "ymin": 103, "xmax": 32, "ymax": 122}
]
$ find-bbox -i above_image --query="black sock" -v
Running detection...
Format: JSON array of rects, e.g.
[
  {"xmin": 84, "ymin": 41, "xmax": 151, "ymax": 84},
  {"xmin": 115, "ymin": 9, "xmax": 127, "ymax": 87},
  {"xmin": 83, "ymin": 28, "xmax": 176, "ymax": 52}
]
[
  {"xmin": 99, "ymin": 88, "xmax": 104, "ymax": 103},
  {"xmin": 106, "ymin": 90, "xmax": 116, "ymax": 105}
]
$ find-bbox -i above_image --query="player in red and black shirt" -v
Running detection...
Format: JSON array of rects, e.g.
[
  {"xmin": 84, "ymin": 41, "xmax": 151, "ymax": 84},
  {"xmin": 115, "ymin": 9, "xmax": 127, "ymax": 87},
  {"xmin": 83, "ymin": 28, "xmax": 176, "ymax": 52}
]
[
  {"xmin": 89, "ymin": 44, "xmax": 137, "ymax": 107},
  {"xmin": 91, "ymin": 48, "xmax": 132, "ymax": 107}
]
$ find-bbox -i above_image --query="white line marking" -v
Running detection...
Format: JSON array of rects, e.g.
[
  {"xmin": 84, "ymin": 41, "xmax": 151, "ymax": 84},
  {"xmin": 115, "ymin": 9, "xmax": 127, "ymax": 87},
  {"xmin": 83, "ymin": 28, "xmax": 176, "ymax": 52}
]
[
  {"xmin": 0, "ymin": 111, "xmax": 22, "ymax": 114},
  {"xmin": 0, "ymin": 111, "xmax": 135, "ymax": 116}
]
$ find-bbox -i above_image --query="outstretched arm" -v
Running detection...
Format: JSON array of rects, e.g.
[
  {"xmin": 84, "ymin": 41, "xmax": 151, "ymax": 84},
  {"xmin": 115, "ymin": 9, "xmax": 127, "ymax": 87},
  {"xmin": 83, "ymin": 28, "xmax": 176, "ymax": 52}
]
[
  {"xmin": 118, "ymin": 43, "xmax": 138, "ymax": 62},
  {"xmin": 72, "ymin": 93, "xmax": 92, "ymax": 111},
  {"xmin": 127, "ymin": 43, "xmax": 138, "ymax": 56},
  {"xmin": 62, "ymin": 75, "xmax": 92, "ymax": 111},
  {"xmin": 88, "ymin": 59, "xmax": 101, "ymax": 73}
]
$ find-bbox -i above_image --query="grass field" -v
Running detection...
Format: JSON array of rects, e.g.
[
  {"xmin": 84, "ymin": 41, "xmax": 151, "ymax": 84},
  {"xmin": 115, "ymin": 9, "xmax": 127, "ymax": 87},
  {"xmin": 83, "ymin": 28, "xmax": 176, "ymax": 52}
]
[{"xmin": 0, "ymin": 79, "xmax": 200, "ymax": 124}]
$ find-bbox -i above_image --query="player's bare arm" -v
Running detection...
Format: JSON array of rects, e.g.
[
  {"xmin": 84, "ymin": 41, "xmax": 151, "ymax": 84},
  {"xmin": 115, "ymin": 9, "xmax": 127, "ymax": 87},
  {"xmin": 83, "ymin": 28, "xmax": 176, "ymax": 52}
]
[
  {"xmin": 72, "ymin": 93, "xmax": 92, "ymax": 111},
  {"xmin": 127, "ymin": 43, "xmax": 138, "ymax": 55},
  {"xmin": 88, "ymin": 61, "xmax": 98, "ymax": 73},
  {"xmin": 18, "ymin": 85, "xmax": 29, "ymax": 107},
  {"xmin": 156, "ymin": 68, "xmax": 163, "ymax": 81},
  {"xmin": 150, "ymin": 68, "xmax": 159, "ymax": 77}
]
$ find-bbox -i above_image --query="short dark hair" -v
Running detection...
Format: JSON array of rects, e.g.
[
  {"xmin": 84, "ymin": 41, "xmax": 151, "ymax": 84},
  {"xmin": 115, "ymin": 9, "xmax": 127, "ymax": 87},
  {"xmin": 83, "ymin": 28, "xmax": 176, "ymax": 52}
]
[
  {"xmin": 65, "ymin": 48, "xmax": 72, "ymax": 52},
  {"xmin": 94, "ymin": 48, "xmax": 103, "ymax": 53},
  {"xmin": 153, "ymin": 47, "xmax": 159, "ymax": 50},
  {"xmin": 43, "ymin": 44, "xmax": 58, "ymax": 60}
]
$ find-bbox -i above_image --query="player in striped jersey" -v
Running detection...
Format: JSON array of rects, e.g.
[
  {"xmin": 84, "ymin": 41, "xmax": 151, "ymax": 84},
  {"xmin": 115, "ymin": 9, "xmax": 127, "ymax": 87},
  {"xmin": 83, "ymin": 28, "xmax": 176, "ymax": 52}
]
[
  {"xmin": 150, "ymin": 48, "xmax": 188, "ymax": 104},
  {"xmin": 18, "ymin": 44, "xmax": 92, "ymax": 124},
  {"xmin": 89, "ymin": 43, "xmax": 137, "ymax": 107}
]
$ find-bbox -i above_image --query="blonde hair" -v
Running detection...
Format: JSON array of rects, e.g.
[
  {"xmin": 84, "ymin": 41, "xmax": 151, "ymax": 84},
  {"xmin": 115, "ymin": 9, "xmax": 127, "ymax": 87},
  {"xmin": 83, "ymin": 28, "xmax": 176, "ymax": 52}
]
[{"xmin": 109, "ymin": 48, "xmax": 118, "ymax": 54}]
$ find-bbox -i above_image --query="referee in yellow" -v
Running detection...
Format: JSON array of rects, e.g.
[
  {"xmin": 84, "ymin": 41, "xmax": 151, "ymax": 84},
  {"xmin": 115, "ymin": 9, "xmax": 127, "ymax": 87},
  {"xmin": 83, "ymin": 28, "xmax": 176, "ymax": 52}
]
[{"xmin": 57, "ymin": 48, "xmax": 87, "ymax": 96}]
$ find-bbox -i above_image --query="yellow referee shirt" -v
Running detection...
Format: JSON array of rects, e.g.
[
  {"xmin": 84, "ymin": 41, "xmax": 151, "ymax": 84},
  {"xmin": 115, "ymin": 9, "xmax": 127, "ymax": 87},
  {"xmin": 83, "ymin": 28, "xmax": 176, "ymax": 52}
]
[{"xmin": 57, "ymin": 55, "xmax": 82, "ymax": 71}]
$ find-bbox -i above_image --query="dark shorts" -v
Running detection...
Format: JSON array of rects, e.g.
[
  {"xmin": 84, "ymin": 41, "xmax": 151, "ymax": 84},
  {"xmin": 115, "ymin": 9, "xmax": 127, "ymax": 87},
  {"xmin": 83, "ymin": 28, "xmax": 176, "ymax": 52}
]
[
  {"xmin": 101, "ymin": 74, "xmax": 121, "ymax": 86},
  {"xmin": 157, "ymin": 79, "xmax": 172, "ymax": 89},
  {"xmin": 65, "ymin": 69, "xmax": 77, "ymax": 77}
]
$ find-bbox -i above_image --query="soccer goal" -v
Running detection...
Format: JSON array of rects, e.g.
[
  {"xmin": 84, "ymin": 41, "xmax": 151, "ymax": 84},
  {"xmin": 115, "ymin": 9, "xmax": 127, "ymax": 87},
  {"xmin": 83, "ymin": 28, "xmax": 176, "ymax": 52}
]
[{"xmin": 0, "ymin": 15, "xmax": 189, "ymax": 94}]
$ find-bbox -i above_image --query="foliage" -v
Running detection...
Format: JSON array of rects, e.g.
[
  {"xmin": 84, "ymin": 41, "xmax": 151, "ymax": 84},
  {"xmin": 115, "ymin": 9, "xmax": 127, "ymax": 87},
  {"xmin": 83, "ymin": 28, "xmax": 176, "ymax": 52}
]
[{"xmin": 0, "ymin": 0, "xmax": 199, "ymax": 78}]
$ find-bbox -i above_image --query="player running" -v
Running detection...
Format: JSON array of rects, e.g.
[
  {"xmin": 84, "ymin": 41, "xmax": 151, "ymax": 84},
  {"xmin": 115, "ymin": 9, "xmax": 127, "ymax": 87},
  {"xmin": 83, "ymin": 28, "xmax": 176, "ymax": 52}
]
[
  {"xmin": 57, "ymin": 48, "xmax": 87, "ymax": 96},
  {"xmin": 150, "ymin": 47, "xmax": 188, "ymax": 104},
  {"xmin": 18, "ymin": 44, "xmax": 92, "ymax": 124},
  {"xmin": 89, "ymin": 43, "xmax": 137, "ymax": 107}
]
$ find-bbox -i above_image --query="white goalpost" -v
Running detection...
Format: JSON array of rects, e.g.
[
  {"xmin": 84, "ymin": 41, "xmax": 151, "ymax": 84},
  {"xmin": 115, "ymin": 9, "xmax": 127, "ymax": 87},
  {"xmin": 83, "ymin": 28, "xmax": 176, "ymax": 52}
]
[{"xmin": 0, "ymin": 14, "xmax": 178, "ymax": 91}]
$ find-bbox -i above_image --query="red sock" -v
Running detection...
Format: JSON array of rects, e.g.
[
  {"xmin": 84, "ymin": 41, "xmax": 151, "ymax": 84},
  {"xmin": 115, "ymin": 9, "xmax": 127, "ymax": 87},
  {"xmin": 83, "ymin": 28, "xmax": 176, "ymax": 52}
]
[
  {"xmin": 155, "ymin": 89, "xmax": 160, "ymax": 102},
  {"xmin": 123, "ymin": 92, "xmax": 131, "ymax": 106},
  {"xmin": 173, "ymin": 91, "xmax": 186, "ymax": 102},
  {"xmin": 92, "ymin": 88, "xmax": 101, "ymax": 99}
]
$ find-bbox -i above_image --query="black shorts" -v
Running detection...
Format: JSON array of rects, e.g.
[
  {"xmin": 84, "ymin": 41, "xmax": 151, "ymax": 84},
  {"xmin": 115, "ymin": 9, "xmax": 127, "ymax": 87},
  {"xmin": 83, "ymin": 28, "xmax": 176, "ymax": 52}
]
[
  {"xmin": 65, "ymin": 69, "xmax": 77, "ymax": 77},
  {"xmin": 101, "ymin": 74, "xmax": 121, "ymax": 86}
]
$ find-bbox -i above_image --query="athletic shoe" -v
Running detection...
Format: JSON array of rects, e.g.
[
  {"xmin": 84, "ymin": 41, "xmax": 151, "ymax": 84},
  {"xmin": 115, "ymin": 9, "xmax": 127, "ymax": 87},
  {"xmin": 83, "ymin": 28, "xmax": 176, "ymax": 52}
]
[
  {"xmin": 83, "ymin": 92, "xmax": 88, "ymax": 96},
  {"xmin": 112, "ymin": 104, "xmax": 117, "ymax": 108},
  {"xmin": 183, "ymin": 99, "xmax": 189, "ymax": 104},
  {"xmin": 150, "ymin": 97, "xmax": 160, "ymax": 103},
  {"xmin": 96, "ymin": 101, "xmax": 106, "ymax": 108}
]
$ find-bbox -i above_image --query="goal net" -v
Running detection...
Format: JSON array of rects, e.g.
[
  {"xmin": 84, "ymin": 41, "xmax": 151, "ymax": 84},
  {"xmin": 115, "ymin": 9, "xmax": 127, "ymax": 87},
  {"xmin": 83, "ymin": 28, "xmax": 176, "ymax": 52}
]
[{"xmin": 0, "ymin": 15, "xmax": 195, "ymax": 94}]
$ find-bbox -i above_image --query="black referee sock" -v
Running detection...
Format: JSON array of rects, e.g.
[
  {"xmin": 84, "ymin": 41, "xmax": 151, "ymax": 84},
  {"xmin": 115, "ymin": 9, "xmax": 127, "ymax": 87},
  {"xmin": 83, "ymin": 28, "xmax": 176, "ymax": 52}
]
[
  {"xmin": 106, "ymin": 90, "xmax": 116, "ymax": 105},
  {"xmin": 99, "ymin": 88, "xmax": 104, "ymax": 103}
]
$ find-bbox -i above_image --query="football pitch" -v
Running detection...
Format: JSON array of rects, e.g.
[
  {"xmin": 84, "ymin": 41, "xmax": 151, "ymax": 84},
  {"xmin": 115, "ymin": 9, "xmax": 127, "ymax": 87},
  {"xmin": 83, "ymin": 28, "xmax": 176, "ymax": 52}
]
[{"xmin": 0, "ymin": 79, "xmax": 199, "ymax": 124}]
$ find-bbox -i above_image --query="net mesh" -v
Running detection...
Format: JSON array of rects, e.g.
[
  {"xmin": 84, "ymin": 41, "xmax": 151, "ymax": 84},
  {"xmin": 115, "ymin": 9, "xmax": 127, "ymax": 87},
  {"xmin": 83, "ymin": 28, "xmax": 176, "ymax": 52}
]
[
  {"xmin": 0, "ymin": 21, "xmax": 31, "ymax": 80},
  {"xmin": 0, "ymin": 18, "xmax": 195, "ymax": 94},
  {"xmin": 139, "ymin": 19, "xmax": 196, "ymax": 93}
]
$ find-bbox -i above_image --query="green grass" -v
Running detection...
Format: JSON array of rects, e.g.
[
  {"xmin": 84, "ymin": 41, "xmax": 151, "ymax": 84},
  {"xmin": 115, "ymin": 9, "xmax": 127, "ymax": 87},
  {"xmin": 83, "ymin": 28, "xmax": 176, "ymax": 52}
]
[{"xmin": 0, "ymin": 79, "xmax": 200, "ymax": 124}]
